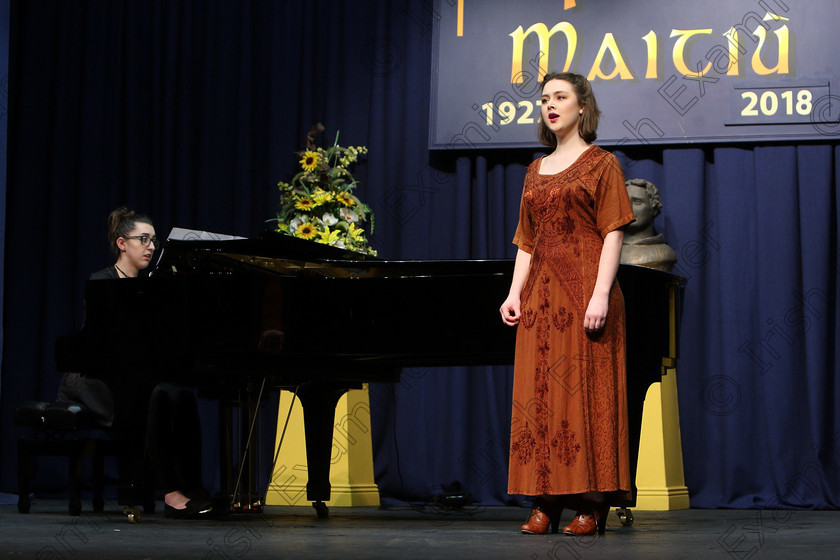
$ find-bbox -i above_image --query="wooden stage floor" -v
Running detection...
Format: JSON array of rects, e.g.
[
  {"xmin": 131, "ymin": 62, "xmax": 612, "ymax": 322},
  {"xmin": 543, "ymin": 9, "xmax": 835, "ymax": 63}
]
[{"xmin": 1, "ymin": 499, "xmax": 838, "ymax": 559}]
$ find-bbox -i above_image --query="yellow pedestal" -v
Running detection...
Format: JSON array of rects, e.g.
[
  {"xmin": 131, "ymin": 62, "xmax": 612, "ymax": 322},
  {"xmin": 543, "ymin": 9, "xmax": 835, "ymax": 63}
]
[
  {"xmin": 265, "ymin": 385, "xmax": 380, "ymax": 507},
  {"xmin": 634, "ymin": 367, "xmax": 690, "ymax": 510}
]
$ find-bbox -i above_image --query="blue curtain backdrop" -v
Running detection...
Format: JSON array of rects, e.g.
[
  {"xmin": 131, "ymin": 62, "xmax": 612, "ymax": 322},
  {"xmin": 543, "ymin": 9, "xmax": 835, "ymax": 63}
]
[
  {"xmin": 1, "ymin": 0, "xmax": 838, "ymax": 510},
  {"xmin": 0, "ymin": 0, "xmax": 9, "ymax": 434}
]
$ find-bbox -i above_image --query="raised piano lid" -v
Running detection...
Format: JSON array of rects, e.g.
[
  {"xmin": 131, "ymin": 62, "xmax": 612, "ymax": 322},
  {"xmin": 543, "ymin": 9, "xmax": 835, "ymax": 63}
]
[{"xmin": 151, "ymin": 229, "xmax": 514, "ymax": 279}]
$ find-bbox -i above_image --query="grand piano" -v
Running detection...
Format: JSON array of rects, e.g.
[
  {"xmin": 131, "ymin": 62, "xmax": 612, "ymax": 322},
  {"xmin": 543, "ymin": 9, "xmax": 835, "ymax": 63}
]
[{"xmin": 55, "ymin": 230, "xmax": 684, "ymax": 518}]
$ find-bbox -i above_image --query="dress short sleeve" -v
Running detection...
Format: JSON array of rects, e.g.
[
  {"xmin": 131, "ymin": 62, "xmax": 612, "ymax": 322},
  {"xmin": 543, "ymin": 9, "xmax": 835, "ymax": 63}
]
[
  {"xmin": 595, "ymin": 153, "xmax": 636, "ymax": 238},
  {"xmin": 512, "ymin": 161, "xmax": 539, "ymax": 253}
]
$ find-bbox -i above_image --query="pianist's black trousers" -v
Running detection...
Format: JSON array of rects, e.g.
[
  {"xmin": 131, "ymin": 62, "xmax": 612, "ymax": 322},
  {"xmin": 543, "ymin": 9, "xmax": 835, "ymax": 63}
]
[{"xmin": 146, "ymin": 383, "xmax": 204, "ymax": 496}]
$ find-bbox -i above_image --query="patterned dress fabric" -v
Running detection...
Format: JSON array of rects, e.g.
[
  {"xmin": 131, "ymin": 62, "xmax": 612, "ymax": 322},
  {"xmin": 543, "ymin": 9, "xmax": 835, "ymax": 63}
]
[{"xmin": 507, "ymin": 146, "xmax": 636, "ymax": 501}]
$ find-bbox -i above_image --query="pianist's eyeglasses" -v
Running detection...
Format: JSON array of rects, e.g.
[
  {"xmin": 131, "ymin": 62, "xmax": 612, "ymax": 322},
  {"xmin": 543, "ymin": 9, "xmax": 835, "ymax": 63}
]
[{"xmin": 122, "ymin": 235, "xmax": 159, "ymax": 247}]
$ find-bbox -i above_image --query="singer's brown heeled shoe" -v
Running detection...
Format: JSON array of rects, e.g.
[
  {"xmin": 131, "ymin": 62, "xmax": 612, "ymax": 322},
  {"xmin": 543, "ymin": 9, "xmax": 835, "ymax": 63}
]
[
  {"xmin": 521, "ymin": 506, "xmax": 561, "ymax": 534},
  {"xmin": 561, "ymin": 506, "xmax": 607, "ymax": 536}
]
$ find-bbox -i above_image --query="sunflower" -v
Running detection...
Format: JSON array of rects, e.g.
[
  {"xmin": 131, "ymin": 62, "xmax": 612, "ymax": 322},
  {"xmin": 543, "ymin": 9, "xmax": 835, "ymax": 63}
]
[
  {"xmin": 300, "ymin": 150, "xmax": 321, "ymax": 172},
  {"xmin": 294, "ymin": 222, "xmax": 317, "ymax": 240},
  {"xmin": 336, "ymin": 192, "xmax": 355, "ymax": 207},
  {"xmin": 294, "ymin": 197, "xmax": 314, "ymax": 211}
]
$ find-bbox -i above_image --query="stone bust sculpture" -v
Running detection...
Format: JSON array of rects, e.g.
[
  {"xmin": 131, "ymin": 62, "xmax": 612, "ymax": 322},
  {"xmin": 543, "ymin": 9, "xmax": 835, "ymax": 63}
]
[{"xmin": 621, "ymin": 178, "xmax": 677, "ymax": 272}]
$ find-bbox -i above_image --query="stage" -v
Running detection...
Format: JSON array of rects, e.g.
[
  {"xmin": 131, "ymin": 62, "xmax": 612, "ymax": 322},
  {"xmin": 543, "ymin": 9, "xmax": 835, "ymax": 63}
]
[{"xmin": 1, "ymin": 500, "xmax": 838, "ymax": 559}]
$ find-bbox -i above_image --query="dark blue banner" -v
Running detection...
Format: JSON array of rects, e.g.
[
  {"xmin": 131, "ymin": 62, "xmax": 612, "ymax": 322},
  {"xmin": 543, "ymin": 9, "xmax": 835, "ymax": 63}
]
[{"xmin": 430, "ymin": 0, "xmax": 840, "ymax": 148}]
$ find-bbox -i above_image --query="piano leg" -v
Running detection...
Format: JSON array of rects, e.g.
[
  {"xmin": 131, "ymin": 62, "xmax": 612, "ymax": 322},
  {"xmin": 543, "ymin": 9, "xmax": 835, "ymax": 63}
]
[
  {"xmin": 625, "ymin": 382, "xmax": 646, "ymax": 509},
  {"xmin": 296, "ymin": 382, "xmax": 358, "ymax": 519},
  {"xmin": 219, "ymin": 399, "xmax": 233, "ymax": 508}
]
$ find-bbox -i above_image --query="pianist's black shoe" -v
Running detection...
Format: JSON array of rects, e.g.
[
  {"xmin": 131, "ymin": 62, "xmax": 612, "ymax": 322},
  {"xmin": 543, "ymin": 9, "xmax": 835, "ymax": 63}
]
[{"xmin": 164, "ymin": 499, "xmax": 214, "ymax": 520}]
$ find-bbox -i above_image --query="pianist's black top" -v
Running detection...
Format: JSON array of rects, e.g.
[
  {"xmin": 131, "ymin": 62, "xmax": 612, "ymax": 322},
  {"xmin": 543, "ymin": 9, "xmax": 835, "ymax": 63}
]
[{"xmin": 90, "ymin": 266, "xmax": 119, "ymax": 280}]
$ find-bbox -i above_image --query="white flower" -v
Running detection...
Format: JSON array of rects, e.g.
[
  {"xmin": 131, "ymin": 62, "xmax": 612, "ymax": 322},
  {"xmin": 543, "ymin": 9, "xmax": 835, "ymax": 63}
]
[
  {"xmin": 289, "ymin": 215, "xmax": 304, "ymax": 232},
  {"xmin": 322, "ymin": 212, "xmax": 339, "ymax": 226},
  {"xmin": 332, "ymin": 239, "xmax": 346, "ymax": 249},
  {"xmin": 340, "ymin": 207, "xmax": 359, "ymax": 223}
]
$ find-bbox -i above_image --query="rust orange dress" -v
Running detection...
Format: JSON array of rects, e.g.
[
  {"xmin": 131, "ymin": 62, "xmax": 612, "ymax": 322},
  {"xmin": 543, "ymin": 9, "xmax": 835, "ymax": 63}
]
[{"xmin": 507, "ymin": 145, "xmax": 635, "ymax": 501}]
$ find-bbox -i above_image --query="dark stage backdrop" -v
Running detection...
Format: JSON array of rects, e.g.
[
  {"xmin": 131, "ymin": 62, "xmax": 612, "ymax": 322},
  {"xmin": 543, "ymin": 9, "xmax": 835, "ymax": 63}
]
[
  {"xmin": 1, "ymin": 1, "xmax": 838, "ymax": 510},
  {"xmin": 0, "ymin": 0, "xmax": 8, "ymax": 420}
]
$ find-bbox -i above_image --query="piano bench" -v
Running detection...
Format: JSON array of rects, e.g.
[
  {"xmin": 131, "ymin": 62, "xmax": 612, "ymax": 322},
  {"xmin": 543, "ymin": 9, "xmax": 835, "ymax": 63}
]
[{"xmin": 14, "ymin": 400, "xmax": 115, "ymax": 516}]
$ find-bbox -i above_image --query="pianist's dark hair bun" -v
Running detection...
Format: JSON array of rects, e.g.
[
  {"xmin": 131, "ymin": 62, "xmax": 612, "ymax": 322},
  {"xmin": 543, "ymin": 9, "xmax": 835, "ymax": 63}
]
[{"xmin": 107, "ymin": 206, "xmax": 154, "ymax": 255}]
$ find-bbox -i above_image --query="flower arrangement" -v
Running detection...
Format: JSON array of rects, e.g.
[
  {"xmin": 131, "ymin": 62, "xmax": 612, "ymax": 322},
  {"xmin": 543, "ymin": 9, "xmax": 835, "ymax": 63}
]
[{"xmin": 271, "ymin": 124, "xmax": 376, "ymax": 256}]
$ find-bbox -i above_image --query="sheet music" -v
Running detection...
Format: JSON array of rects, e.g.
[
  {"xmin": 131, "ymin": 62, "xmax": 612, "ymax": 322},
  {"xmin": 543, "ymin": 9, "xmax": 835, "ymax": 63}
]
[
  {"xmin": 166, "ymin": 227, "xmax": 246, "ymax": 241},
  {"xmin": 150, "ymin": 227, "xmax": 247, "ymax": 275}
]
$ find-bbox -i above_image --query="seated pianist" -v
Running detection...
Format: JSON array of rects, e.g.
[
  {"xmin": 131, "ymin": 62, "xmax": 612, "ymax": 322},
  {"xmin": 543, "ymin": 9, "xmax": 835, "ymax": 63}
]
[{"xmin": 59, "ymin": 206, "xmax": 217, "ymax": 519}]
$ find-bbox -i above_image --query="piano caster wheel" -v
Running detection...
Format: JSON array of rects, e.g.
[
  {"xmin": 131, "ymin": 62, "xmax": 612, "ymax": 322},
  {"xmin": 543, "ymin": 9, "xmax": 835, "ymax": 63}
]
[
  {"xmin": 313, "ymin": 501, "xmax": 329, "ymax": 519},
  {"xmin": 615, "ymin": 507, "xmax": 634, "ymax": 527},
  {"xmin": 123, "ymin": 506, "xmax": 142, "ymax": 524}
]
